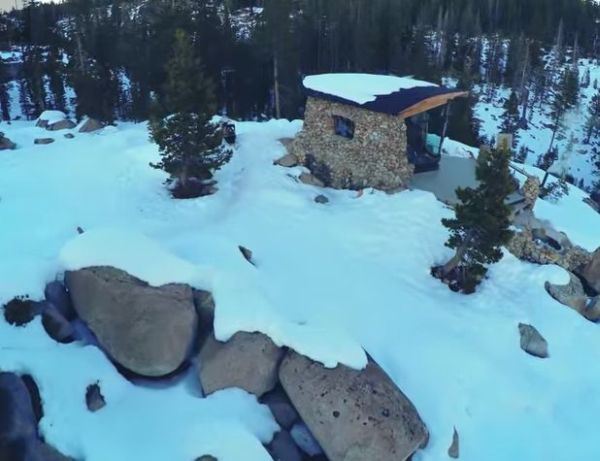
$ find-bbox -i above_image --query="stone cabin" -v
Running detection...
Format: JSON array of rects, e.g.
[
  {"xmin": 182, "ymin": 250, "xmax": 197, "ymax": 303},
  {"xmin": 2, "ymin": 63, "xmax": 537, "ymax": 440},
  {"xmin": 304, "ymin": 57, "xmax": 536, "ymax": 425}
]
[{"xmin": 288, "ymin": 73, "xmax": 468, "ymax": 191}]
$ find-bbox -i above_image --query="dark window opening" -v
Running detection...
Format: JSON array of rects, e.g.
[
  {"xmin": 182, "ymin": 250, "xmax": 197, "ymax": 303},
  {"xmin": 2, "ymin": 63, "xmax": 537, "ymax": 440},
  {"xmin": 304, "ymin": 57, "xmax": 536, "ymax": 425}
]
[{"xmin": 333, "ymin": 115, "xmax": 355, "ymax": 139}]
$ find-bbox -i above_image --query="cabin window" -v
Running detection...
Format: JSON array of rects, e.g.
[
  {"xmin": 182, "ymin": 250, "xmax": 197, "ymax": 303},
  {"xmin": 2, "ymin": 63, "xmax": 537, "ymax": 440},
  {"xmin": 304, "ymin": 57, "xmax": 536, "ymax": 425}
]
[{"xmin": 333, "ymin": 115, "xmax": 355, "ymax": 139}]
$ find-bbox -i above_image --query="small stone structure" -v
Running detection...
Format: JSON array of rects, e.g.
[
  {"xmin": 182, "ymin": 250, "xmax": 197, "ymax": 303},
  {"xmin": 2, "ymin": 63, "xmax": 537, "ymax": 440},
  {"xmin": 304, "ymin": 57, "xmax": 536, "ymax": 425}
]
[
  {"xmin": 522, "ymin": 176, "xmax": 541, "ymax": 209},
  {"xmin": 289, "ymin": 97, "xmax": 413, "ymax": 190},
  {"xmin": 288, "ymin": 74, "xmax": 467, "ymax": 191}
]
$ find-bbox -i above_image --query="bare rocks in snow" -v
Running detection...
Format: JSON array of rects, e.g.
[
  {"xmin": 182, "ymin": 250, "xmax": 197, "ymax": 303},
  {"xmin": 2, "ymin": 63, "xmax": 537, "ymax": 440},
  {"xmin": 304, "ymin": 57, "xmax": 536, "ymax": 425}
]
[
  {"xmin": 0, "ymin": 133, "xmax": 16, "ymax": 150},
  {"xmin": 314, "ymin": 194, "xmax": 329, "ymax": 204},
  {"xmin": 86, "ymin": 383, "xmax": 106, "ymax": 412},
  {"xmin": 448, "ymin": 427, "xmax": 460, "ymax": 459},
  {"xmin": 78, "ymin": 117, "xmax": 105, "ymax": 133},
  {"xmin": 238, "ymin": 245, "xmax": 255, "ymax": 265},
  {"xmin": 518, "ymin": 323, "xmax": 549, "ymax": 359},
  {"xmin": 65, "ymin": 266, "xmax": 198, "ymax": 377},
  {"xmin": 545, "ymin": 273, "xmax": 598, "ymax": 321},
  {"xmin": 299, "ymin": 172, "xmax": 325, "ymax": 188},
  {"xmin": 581, "ymin": 248, "xmax": 600, "ymax": 294},
  {"xmin": 198, "ymin": 332, "xmax": 283, "ymax": 397},
  {"xmin": 34, "ymin": 137, "xmax": 55, "ymax": 145},
  {"xmin": 279, "ymin": 351, "xmax": 429, "ymax": 461},
  {"xmin": 47, "ymin": 119, "xmax": 76, "ymax": 131},
  {"xmin": 274, "ymin": 153, "xmax": 299, "ymax": 168}
]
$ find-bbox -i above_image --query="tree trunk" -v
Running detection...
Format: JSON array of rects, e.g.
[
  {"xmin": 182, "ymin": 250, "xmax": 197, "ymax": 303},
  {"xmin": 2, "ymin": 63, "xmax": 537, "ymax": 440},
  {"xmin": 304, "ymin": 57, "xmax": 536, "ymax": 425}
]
[
  {"xmin": 273, "ymin": 51, "xmax": 281, "ymax": 119},
  {"xmin": 441, "ymin": 244, "xmax": 468, "ymax": 277}
]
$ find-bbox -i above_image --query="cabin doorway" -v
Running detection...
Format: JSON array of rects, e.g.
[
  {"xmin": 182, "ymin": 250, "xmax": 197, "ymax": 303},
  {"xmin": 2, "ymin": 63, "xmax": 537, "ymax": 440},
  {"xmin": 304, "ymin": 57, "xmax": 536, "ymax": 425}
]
[{"xmin": 406, "ymin": 105, "xmax": 448, "ymax": 173}]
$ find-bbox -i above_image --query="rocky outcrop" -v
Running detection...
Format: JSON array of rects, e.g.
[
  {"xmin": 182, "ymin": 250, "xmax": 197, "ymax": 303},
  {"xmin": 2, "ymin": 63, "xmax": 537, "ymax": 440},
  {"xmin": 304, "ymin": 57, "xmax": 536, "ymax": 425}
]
[
  {"xmin": 545, "ymin": 273, "xmax": 600, "ymax": 322},
  {"xmin": 279, "ymin": 351, "xmax": 428, "ymax": 461},
  {"xmin": 78, "ymin": 118, "xmax": 105, "ymax": 133},
  {"xmin": 581, "ymin": 248, "xmax": 600, "ymax": 294},
  {"xmin": 518, "ymin": 323, "xmax": 549, "ymax": 359},
  {"xmin": 545, "ymin": 273, "xmax": 588, "ymax": 312},
  {"xmin": 65, "ymin": 266, "xmax": 198, "ymax": 377},
  {"xmin": 507, "ymin": 228, "xmax": 591, "ymax": 272},
  {"xmin": 198, "ymin": 332, "xmax": 283, "ymax": 397}
]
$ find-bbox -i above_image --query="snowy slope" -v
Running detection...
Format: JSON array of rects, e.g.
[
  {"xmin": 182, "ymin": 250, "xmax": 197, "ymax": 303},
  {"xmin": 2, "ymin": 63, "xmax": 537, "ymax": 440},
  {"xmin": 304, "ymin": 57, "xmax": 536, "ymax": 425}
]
[
  {"xmin": 475, "ymin": 58, "xmax": 600, "ymax": 190},
  {"xmin": 0, "ymin": 120, "xmax": 599, "ymax": 460}
]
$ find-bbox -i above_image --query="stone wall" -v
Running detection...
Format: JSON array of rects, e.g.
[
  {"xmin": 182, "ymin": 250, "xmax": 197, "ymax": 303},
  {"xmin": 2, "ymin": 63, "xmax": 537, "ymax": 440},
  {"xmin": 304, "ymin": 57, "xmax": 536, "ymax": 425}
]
[{"xmin": 288, "ymin": 97, "xmax": 413, "ymax": 190}]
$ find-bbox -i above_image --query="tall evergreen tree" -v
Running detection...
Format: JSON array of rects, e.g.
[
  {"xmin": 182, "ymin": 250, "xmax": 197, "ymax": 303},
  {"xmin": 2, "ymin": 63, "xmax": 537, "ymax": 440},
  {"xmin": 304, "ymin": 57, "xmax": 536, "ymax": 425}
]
[
  {"xmin": 500, "ymin": 91, "xmax": 520, "ymax": 146},
  {"xmin": 436, "ymin": 147, "xmax": 515, "ymax": 293},
  {"xmin": 150, "ymin": 29, "xmax": 232, "ymax": 199}
]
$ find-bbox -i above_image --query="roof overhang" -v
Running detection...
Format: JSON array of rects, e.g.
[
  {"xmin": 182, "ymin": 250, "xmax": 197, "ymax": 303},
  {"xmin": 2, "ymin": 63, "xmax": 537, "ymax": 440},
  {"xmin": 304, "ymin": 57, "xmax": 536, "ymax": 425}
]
[
  {"xmin": 304, "ymin": 74, "xmax": 468, "ymax": 118},
  {"xmin": 398, "ymin": 91, "xmax": 469, "ymax": 119}
]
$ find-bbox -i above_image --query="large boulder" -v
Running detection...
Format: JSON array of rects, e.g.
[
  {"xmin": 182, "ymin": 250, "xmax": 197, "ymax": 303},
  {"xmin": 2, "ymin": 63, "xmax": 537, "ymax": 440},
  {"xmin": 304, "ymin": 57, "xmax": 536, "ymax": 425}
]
[
  {"xmin": 545, "ymin": 273, "xmax": 590, "ymax": 317},
  {"xmin": 198, "ymin": 331, "xmax": 283, "ymax": 397},
  {"xmin": 279, "ymin": 352, "xmax": 428, "ymax": 461},
  {"xmin": 65, "ymin": 266, "xmax": 198, "ymax": 377},
  {"xmin": 581, "ymin": 248, "xmax": 600, "ymax": 294},
  {"xmin": 0, "ymin": 133, "xmax": 16, "ymax": 150},
  {"xmin": 47, "ymin": 119, "xmax": 76, "ymax": 131},
  {"xmin": 518, "ymin": 323, "xmax": 549, "ymax": 359},
  {"xmin": 78, "ymin": 118, "xmax": 105, "ymax": 133}
]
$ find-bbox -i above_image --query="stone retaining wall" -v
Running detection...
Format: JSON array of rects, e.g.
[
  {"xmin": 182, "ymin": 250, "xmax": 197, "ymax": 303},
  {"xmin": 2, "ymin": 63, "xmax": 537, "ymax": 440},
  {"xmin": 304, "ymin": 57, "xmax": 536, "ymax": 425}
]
[{"xmin": 289, "ymin": 97, "xmax": 413, "ymax": 190}]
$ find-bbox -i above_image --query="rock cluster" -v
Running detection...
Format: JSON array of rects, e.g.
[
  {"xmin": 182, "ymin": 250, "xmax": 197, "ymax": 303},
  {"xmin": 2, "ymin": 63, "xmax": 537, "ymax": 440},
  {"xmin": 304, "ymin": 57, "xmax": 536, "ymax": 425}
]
[{"xmin": 3, "ymin": 265, "xmax": 429, "ymax": 461}]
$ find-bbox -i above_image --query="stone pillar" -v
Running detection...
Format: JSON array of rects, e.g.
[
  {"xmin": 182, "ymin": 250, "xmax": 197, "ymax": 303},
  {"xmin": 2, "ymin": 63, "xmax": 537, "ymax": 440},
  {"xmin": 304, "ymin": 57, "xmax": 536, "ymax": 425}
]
[{"xmin": 522, "ymin": 176, "xmax": 541, "ymax": 208}]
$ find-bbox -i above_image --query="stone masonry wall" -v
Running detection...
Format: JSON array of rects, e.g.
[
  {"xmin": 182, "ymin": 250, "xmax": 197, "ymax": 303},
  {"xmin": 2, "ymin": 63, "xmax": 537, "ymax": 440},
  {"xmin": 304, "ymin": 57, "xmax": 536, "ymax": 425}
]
[{"xmin": 288, "ymin": 97, "xmax": 413, "ymax": 190}]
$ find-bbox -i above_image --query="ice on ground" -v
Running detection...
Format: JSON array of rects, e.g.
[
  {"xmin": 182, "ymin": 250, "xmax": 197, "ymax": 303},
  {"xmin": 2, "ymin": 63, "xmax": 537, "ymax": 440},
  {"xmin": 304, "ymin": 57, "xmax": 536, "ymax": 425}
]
[
  {"xmin": 1, "ymin": 118, "xmax": 600, "ymax": 460},
  {"xmin": 303, "ymin": 73, "xmax": 437, "ymax": 104}
]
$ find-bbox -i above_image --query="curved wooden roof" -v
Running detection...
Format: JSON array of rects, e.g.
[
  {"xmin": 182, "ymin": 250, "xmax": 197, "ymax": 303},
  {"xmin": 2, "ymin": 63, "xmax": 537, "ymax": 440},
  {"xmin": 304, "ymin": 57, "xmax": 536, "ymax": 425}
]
[{"xmin": 304, "ymin": 75, "xmax": 468, "ymax": 118}]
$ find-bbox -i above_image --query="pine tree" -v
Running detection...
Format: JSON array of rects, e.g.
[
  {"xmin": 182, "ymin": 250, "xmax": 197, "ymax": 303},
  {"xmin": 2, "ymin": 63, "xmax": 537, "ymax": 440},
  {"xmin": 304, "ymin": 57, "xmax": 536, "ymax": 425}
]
[
  {"xmin": 0, "ymin": 58, "xmax": 11, "ymax": 121},
  {"xmin": 585, "ymin": 90, "xmax": 600, "ymax": 143},
  {"xmin": 436, "ymin": 147, "xmax": 515, "ymax": 293},
  {"xmin": 500, "ymin": 91, "xmax": 520, "ymax": 145},
  {"xmin": 150, "ymin": 29, "xmax": 232, "ymax": 199}
]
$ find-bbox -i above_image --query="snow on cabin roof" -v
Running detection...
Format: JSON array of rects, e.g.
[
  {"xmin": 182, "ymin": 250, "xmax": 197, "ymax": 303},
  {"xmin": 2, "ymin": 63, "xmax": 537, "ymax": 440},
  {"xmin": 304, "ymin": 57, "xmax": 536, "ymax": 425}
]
[{"xmin": 303, "ymin": 73, "xmax": 467, "ymax": 117}]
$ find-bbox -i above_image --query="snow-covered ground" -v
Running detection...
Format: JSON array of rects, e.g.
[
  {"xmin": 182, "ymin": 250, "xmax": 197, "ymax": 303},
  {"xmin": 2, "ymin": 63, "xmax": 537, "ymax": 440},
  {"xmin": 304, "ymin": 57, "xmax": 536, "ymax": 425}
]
[{"xmin": 1, "ymin": 119, "xmax": 600, "ymax": 460}]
